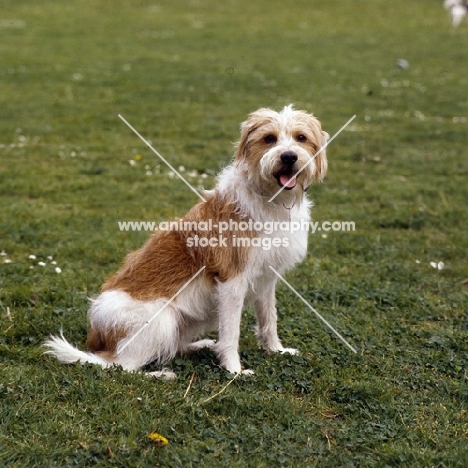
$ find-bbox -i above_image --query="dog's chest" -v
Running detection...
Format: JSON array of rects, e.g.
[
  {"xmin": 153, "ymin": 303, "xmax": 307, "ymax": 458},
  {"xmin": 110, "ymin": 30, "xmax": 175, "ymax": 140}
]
[
  {"xmin": 260, "ymin": 225, "xmax": 308, "ymax": 268},
  {"xmin": 244, "ymin": 212, "xmax": 309, "ymax": 299},
  {"xmin": 261, "ymin": 204, "xmax": 309, "ymax": 266}
]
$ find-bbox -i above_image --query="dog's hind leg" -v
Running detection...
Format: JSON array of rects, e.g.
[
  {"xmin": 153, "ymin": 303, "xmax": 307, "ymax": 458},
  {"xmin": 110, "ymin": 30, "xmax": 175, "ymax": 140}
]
[
  {"xmin": 113, "ymin": 304, "xmax": 180, "ymax": 371},
  {"xmin": 90, "ymin": 291, "xmax": 181, "ymax": 374}
]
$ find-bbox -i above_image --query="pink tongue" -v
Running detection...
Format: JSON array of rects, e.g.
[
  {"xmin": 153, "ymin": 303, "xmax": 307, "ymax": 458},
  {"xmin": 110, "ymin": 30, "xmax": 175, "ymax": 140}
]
[{"xmin": 280, "ymin": 174, "xmax": 297, "ymax": 188}]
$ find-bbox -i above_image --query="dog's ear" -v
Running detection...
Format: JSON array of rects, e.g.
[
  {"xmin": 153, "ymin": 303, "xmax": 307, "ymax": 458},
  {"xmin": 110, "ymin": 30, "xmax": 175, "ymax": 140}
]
[
  {"xmin": 313, "ymin": 130, "xmax": 328, "ymax": 182},
  {"xmin": 234, "ymin": 120, "xmax": 251, "ymax": 161},
  {"xmin": 235, "ymin": 108, "xmax": 273, "ymax": 161},
  {"xmin": 235, "ymin": 117, "xmax": 260, "ymax": 161}
]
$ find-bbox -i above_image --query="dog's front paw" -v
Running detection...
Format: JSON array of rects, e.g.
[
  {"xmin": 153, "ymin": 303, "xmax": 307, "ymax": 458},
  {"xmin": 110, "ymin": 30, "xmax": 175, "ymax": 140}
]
[
  {"xmin": 226, "ymin": 367, "xmax": 255, "ymax": 376},
  {"xmin": 223, "ymin": 361, "xmax": 242, "ymax": 374}
]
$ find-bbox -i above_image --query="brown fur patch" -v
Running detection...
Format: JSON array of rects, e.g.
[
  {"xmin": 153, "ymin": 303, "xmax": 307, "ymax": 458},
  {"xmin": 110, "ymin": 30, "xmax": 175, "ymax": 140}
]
[
  {"xmin": 87, "ymin": 325, "xmax": 129, "ymax": 358},
  {"xmin": 102, "ymin": 191, "xmax": 257, "ymax": 301}
]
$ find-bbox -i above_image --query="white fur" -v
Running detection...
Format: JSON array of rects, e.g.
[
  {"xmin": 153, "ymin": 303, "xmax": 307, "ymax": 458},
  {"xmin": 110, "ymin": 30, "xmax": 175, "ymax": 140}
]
[
  {"xmin": 44, "ymin": 331, "xmax": 111, "ymax": 367},
  {"xmin": 444, "ymin": 0, "xmax": 468, "ymax": 27}
]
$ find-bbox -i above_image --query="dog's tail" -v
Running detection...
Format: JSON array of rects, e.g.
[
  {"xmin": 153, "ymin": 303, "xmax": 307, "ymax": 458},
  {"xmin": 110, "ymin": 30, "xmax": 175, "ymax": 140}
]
[{"xmin": 43, "ymin": 331, "xmax": 110, "ymax": 368}]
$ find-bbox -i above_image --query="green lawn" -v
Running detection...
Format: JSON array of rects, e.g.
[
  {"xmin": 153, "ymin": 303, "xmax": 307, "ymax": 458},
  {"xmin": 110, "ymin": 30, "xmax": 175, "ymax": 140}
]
[{"xmin": 1, "ymin": 0, "xmax": 468, "ymax": 466}]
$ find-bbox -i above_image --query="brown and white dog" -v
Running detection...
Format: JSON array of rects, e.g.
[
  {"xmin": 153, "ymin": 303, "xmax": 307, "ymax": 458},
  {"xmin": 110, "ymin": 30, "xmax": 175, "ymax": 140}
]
[{"xmin": 44, "ymin": 105, "xmax": 328, "ymax": 378}]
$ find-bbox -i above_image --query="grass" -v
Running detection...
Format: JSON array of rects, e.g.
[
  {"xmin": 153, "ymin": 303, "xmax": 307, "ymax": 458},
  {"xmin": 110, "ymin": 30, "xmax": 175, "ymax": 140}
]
[{"xmin": 1, "ymin": 0, "xmax": 468, "ymax": 466}]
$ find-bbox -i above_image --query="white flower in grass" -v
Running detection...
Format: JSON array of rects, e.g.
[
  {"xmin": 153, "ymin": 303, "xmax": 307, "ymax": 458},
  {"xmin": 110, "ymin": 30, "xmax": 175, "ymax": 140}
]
[
  {"xmin": 167, "ymin": 171, "xmax": 175, "ymax": 179},
  {"xmin": 47, "ymin": 256, "xmax": 53, "ymax": 260},
  {"xmin": 415, "ymin": 260, "xmax": 420, "ymax": 264},
  {"xmin": 178, "ymin": 165, "xmax": 186, "ymax": 172},
  {"xmin": 38, "ymin": 261, "xmax": 46, "ymax": 267},
  {"xmin": 396, "ymin": 59, "xmax": 409, "ymax": 70},
  {"xmin": 4, "ymin": 259, "xmax": 12, "ymax": 264},
  {"xmin": 29, "ymin": 254, "xmax": 36, "ymax": 260},
  {"xmin": 0, "ymin": 251, "xmax": 7, "ymax": 256},
  {"xmin": 55, "ymin": 267, "xmax": 62, "ymax": 274},
  {"xmin": 430, "ymin": 261, "xmax": 445, "ymax": 270},
  {"xmin": 414, "ymin": 111, "xmax": 425, "ymax": 121}
]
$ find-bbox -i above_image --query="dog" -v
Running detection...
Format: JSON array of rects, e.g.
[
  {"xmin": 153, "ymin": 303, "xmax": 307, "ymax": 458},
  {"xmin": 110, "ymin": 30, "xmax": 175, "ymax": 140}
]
[
  {"xmin": 44, "ymin": 105, "xmax": 328, "ymax": 378},
  {"xmin": 444, "ymin": 0, "xmax": 468, "ymax": 27}
]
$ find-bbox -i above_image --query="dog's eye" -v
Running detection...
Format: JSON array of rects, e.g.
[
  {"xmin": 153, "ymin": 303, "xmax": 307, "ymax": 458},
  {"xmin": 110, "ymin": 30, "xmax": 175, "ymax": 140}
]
[
  {"xmin": 296, "ymin": 134, "xmax": 307, "ymax": 142},
  {"xmin": 263, "ymin": 134, "xmax": 277, "ymax": 144}
]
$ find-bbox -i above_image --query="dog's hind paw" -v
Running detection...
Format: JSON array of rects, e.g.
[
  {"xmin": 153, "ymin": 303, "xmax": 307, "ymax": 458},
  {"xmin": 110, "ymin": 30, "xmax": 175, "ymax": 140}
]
[
  {"xmin": 241, "ymin": 369, "xmax": 255, "ymax": 376},
  {"xmin": 146, "ymin": 369, "xmax": 177, "ymax": 380},
  {"xmin": 279, "ymin": 347, "xmax": 300, "ymax": 355},
  {"xmin": 184, "ymin": 339, "xmax": 217, "ymax": 352}
]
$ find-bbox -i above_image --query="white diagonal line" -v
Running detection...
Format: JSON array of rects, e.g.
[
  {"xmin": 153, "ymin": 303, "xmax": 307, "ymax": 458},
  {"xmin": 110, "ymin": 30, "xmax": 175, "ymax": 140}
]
[
  {"xmin": 118, "ymin": 114, "xmax": 207, "ymax": 202},
  {"xmin": 269, "ymin": 266, "xmax": 357, "ymax": 353},
  {"xmin": 268, "ymin": 115, "xmax": 356, "ymax": 203},
  {"xmin": 117, "ymin": 266, "xmax": 206, "ymax": 355}
]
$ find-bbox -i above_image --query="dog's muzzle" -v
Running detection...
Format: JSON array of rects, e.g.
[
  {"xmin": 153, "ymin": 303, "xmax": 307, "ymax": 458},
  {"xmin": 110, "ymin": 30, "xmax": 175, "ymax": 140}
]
[{"xmin": 274, "ymin": 151, "xmax": 298, "ymax": 190}]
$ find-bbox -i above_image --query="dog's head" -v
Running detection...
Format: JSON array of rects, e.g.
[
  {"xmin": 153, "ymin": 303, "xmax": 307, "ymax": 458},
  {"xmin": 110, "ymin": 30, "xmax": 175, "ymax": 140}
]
[{"xmin": 234, "ymin": 105, "xmax": 328, "ymax": 200}]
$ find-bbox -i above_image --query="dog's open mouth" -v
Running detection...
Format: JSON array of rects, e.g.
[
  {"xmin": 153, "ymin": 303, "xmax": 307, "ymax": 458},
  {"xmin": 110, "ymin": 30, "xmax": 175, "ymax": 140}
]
[{"xmin": 274, "ymin": 170, "xmax": 297, "ymax": 190}]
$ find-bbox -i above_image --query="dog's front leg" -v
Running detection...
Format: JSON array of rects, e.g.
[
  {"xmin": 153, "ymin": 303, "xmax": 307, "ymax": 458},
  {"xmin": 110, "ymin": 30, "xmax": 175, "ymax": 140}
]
[
  {"xmin": 215, "ymin": 276, "xmax": 253, "ymax": 375},
  {"xmin": 254, "ymin": 283, "xmax": 299, "ymax": 355}
]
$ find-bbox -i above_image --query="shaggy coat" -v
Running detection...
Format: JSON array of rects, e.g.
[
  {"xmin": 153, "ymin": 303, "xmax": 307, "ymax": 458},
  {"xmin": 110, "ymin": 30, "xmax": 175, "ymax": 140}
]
[{"xmin": 44, "ymin": 105, "xmax": 328, "ymax": 378}]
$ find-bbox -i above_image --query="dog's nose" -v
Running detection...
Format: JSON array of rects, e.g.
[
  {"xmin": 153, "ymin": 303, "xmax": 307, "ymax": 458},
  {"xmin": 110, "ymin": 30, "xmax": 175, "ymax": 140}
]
[{"xmin": 280, "ymin": 151, "xmax": 298, "ymax": 165}]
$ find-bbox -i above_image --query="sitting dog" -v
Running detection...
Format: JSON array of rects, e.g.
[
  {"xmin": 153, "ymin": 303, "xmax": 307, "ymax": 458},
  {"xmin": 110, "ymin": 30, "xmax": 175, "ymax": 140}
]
[{"xmin": 44, "ymin": 105, "xmax": 328, "ymax": 378}]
